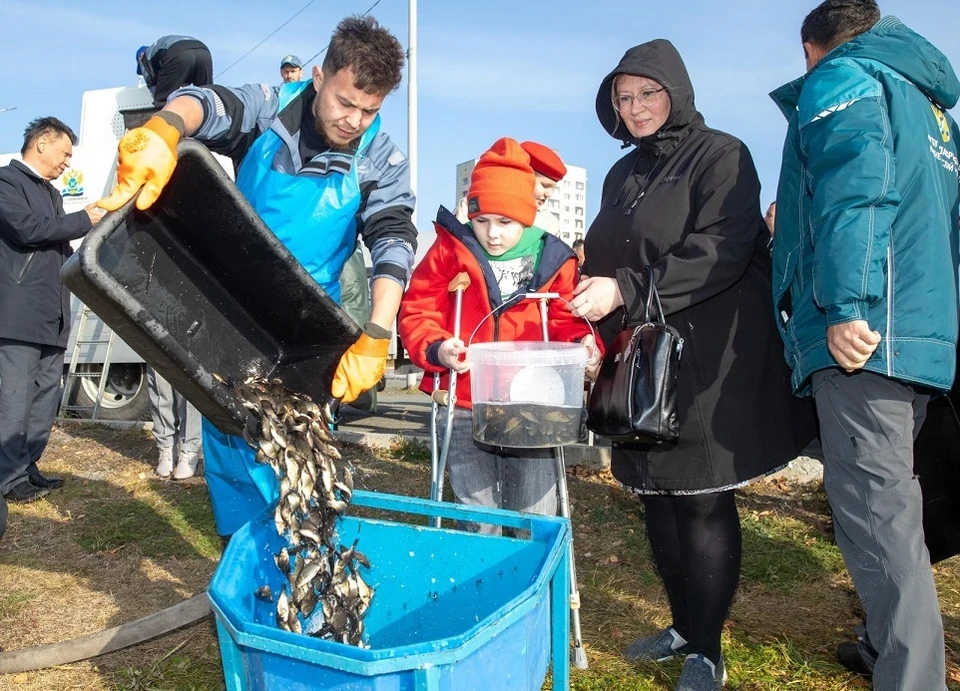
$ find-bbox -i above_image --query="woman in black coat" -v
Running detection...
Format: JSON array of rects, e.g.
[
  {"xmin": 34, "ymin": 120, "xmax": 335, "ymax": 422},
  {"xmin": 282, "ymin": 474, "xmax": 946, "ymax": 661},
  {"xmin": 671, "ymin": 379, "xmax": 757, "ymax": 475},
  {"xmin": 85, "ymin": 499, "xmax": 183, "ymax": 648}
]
[{"xmin": 571, "ymin": 40, "xmax": 812, "ymax": 689}]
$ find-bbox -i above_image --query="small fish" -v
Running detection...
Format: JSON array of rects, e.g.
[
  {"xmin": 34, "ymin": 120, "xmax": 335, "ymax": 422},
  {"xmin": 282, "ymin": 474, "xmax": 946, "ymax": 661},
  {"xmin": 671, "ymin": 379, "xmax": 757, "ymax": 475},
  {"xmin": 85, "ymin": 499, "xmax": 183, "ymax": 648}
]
[{"xmin": 276, "ymin": 588, "xmax": 291, "ymax": 631}]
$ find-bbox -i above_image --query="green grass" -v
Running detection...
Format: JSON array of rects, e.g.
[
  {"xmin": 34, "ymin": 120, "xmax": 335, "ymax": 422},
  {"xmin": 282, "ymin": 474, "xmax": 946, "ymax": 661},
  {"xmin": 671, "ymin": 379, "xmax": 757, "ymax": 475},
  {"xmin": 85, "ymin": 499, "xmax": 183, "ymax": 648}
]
[
  {"xmin": 0, "ymin": 592, "xmax": 38, "ymax": 619},
  {"xmin": 112, "ymin": 642, "xmax": 224, "ymax": 690},
  {"xmin": 740, "ymin": 510, "xmax": 847, "ymax": 589},
  {"xmin": 385, "ymin": 436, "xmax": 432, "ymax": 464},
  {"xmin": 76, "ymin": 486, "xmax": 220, "ymax": 560}
]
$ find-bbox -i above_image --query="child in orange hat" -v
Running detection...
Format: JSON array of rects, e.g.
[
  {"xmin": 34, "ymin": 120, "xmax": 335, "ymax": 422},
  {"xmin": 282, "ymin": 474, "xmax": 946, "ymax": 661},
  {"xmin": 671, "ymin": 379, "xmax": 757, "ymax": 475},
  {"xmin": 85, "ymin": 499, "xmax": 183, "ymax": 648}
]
[{"xmin": 399, "ymin": 137, "xmax": 601, "ymax": 533}]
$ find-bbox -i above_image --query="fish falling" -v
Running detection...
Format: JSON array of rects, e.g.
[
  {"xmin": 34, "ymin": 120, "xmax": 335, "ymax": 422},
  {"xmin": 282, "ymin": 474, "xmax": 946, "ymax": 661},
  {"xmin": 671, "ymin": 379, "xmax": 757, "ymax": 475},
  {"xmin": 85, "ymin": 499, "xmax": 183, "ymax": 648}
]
[{"xmin": 232, "ymin": 376, "xmax": 374, "ymax": 646}]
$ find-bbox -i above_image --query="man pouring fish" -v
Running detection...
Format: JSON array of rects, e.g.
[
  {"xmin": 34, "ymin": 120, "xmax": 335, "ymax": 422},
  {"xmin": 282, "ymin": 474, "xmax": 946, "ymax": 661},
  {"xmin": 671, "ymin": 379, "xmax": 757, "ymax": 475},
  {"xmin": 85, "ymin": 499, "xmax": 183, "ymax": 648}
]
[{"xmin": 97, "ymin": 15, "xmax": 417, "ymax": 538}]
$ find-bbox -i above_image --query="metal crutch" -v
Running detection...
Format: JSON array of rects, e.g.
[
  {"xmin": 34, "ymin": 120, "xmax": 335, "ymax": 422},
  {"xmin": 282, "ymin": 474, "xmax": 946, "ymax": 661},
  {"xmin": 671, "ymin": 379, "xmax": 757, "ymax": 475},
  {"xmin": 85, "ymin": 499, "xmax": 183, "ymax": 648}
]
[
  {"xmin": 536, "ymin": 294, "xmax": 590, "ymax": 670},
  {"xmin": 429, "ymin": 272, "xmax": 471, "ymax": 527}
]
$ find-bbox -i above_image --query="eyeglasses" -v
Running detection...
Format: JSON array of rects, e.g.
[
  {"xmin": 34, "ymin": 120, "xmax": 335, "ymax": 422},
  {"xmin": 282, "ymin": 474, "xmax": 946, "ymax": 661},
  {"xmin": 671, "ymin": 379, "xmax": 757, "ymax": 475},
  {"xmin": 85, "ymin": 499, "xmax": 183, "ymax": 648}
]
[{"xmin": 614, "ymin": 87, "xmax": 665, "ymax": 111}]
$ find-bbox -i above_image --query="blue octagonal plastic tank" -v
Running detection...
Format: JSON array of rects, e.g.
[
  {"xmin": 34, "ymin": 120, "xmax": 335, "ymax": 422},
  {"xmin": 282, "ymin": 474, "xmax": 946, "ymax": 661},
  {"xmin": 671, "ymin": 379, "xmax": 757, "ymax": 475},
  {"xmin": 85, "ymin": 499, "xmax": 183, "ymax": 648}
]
[{"xmin": 208, "ymin": 490, "xmax": 572, "ymax": 690}]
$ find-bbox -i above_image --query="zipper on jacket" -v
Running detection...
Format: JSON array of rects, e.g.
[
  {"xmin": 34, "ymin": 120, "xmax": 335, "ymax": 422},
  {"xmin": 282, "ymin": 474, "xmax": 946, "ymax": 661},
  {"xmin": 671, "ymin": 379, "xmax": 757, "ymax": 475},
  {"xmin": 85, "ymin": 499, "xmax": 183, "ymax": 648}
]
[
  {"xmin": 625, "ymin": 191, "xmax": 645, "ymax": 216},
  {"xmin": 886, "ymin": 243, "xmax": 893, "ymax": 377},
  {"xmin": 624, "ymin": 154, "xmax": 663, "ymax": 217},
  {"xmin": 17, "ymin": 253, "xmax": 37, "ymax": 284}
]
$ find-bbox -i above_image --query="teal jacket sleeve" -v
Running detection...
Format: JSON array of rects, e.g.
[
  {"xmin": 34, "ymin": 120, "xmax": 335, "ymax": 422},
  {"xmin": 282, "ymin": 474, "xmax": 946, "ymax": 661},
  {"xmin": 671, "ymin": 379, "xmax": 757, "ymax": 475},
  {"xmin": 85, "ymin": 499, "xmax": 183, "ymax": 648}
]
[{"xmin": 799, "ymin": 61, "xmax": 901, "ymax": 326}]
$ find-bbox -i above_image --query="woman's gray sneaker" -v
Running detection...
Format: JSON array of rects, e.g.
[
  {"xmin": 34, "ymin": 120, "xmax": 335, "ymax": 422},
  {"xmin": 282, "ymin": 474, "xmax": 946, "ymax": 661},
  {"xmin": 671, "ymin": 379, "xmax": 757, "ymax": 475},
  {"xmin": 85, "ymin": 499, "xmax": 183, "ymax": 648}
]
[
  {"xmin": 623, "ymin": 626, "xmax": 688, "ymax": 662},
  {"xmin": 675, "ymin": 654, "xmax": 726, "ymax": 690}
]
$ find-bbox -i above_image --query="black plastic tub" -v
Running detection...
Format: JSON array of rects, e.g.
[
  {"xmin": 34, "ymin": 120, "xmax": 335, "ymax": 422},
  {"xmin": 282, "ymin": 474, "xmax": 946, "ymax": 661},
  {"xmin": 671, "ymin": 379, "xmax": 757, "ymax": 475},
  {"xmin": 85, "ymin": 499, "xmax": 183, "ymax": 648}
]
[{"xmin": 62, "ymin": 140, "xmax": 359, "ymax": 435}]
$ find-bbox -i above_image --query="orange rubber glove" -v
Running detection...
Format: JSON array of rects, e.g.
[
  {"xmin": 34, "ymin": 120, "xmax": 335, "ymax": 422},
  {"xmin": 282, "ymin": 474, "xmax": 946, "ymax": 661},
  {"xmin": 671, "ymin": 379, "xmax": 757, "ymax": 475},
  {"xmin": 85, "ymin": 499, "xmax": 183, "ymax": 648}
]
[
  {"xmin": 331, "ymin": 322, "xmax": 391, "ymax": 404},
  {"xmin": 99, "ymin": 114, "xmax": 182, "ymax": 212}
]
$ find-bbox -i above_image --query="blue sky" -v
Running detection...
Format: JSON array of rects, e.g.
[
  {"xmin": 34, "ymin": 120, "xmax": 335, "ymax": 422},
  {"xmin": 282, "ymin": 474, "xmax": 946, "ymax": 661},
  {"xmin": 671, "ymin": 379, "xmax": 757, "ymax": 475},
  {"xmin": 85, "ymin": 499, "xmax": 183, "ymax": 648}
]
[{"xmin": 1, "ymin": 0, "xmax": 957, "ymax": 252}]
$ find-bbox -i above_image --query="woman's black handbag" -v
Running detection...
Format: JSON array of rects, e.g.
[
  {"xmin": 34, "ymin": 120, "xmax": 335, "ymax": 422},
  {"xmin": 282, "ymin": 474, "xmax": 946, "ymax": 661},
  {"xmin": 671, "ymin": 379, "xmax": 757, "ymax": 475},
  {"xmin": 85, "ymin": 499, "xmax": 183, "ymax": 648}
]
[{"xmin": 586, "ymin": 267, "xmax": 684, "ymax": 443}]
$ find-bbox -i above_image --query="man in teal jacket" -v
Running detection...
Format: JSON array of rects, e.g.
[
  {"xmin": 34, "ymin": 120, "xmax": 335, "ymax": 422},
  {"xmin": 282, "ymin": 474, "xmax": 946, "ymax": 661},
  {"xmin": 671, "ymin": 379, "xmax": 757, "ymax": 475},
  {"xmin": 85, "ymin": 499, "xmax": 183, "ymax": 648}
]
[{"xmin": 771, "ymin": 2, "xmax": 959, "ymax": 689}]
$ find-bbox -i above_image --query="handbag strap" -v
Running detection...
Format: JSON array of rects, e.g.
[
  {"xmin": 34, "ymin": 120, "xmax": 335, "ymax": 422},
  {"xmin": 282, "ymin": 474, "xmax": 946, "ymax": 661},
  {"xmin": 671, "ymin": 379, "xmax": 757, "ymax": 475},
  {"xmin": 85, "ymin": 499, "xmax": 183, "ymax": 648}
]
[{"xmin": 644, "ymin": 266, "xmax": 667, "ymax": 324}]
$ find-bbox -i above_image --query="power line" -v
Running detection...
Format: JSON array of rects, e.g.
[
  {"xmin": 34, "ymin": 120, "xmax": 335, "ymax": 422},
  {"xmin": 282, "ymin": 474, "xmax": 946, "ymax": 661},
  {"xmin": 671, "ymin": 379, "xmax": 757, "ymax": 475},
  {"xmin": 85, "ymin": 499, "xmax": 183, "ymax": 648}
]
[
  {"xmin": 302, "ymin": 0, "xmax": 384, "ymax": 69},
  {"xmin": 216, "ymin": 0, "xmax": 319, "ymax": 79}
]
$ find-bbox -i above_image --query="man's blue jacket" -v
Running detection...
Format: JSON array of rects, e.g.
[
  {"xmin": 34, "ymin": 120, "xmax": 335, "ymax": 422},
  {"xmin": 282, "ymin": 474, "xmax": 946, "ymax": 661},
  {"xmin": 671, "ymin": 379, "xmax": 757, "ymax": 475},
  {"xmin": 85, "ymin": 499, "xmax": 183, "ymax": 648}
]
[{"xmin": 770, "ymin": 17, "xmax": 960, "ymax": 393}]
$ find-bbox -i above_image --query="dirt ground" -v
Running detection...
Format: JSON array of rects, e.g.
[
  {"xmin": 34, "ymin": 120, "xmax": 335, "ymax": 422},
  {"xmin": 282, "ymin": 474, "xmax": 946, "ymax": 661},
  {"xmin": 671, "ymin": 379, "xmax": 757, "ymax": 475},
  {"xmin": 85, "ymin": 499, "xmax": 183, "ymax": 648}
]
[{"xmin": 0, "ymin": 423, "xmax": 957, "ymax": 690}]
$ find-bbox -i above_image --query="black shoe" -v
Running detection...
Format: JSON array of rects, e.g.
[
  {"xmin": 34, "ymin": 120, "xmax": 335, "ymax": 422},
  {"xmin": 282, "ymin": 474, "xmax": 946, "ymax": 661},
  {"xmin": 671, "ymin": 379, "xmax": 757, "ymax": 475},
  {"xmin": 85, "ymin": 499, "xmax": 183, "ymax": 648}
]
[
  {"xmin": 4, "ymin": 480, "xmax": 50, "ymax": 503},
  {"xmin": 29, "ymin": 473, "xmax": 64, "ymax": 490},
  {"xmin": 837, "ymin": 641, "xmax": 874, "ymax": 678}
]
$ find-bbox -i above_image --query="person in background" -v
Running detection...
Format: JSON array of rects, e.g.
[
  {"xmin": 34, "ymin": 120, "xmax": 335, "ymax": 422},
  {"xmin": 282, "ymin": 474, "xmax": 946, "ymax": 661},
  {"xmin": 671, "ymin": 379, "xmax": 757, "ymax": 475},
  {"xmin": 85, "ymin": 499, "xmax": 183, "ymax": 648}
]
[
  {"xmin": 572, "ymin": 40, "xmax": 813, "ymax": 690},
  {"xmin": 280, "ymin": 55, "xmax": 303, "ymax": 83},
  {"xmin": 137, "ymin": 36, "xmax": 213, "ymax": 108},
  {"xmin": 148, "ymin": 367, "xmax": 202, "ymax": 480},
  {"xmin": 101, "ymin": 16, "xmax": 416, "ymax": 538},
  {"xmin": 0, "ymin": 117, "xmax": 105, "ymax": 503},
  {"xmin": 400, "ymin": 137, "xmax": 600, "ymax": 534},
  {"xmin": 338, "ymin": 242, "xmax": 378, "ymax": 412},
  {"xmin": 771, "ymin": 1, "xmax": 959, "ymax": 688},
  {"xmin": 763, "ymin": 201, "xmax": 776, "ymax": 236},
  {"xmin": 455, "ymin": 140, "xmax": 567, "ymax": 237},
  {"xmin": 522, "ymin": 140, "xmax": 567, "ymax": 236},
  {"xmin": 571, "ymin": 237, "xmax": 585, "ymax": 265}
]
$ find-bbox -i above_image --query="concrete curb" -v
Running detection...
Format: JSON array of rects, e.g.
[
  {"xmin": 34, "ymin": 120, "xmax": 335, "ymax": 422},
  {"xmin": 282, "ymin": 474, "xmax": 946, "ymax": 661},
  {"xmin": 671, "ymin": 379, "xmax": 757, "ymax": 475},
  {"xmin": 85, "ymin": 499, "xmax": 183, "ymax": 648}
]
[
  {"xmin": 766, "ymin": 456, "xmax": 824, "ymax": 486},
  {"xmin": 58, "ymin": 419, "xmax": 153, "ymax": 431}
]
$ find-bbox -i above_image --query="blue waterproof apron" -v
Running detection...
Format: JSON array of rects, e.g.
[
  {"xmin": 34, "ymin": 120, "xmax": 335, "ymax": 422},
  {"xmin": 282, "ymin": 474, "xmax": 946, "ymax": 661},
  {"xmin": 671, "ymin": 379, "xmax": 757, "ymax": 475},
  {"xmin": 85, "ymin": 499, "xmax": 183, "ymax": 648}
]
[{"xmin": 202, "ymin": 82, "xmax": 380, "ymax": 536}]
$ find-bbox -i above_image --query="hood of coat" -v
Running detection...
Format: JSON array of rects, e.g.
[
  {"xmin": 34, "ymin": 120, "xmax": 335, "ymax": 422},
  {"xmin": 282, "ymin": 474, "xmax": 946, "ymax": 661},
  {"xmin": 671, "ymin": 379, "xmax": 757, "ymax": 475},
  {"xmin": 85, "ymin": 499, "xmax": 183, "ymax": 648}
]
[
  {"xmin": 772, "ymin": 17, "xmax": 959, "ymax": 113},
  {"xmin": 830, "ymin": 17, "xmax": 959, "ymax": 110},
  {"xmin": 595, "ymin": 39, "xmax": 704, "ymax": 153}
]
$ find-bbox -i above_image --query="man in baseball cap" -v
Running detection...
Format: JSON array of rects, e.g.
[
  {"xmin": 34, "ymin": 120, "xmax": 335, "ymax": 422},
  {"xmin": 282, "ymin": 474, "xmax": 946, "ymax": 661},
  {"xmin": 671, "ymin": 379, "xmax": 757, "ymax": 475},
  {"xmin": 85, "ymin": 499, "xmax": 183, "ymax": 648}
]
[{"xmin": 280, "ymin": 54, "xmax": 303, "ymax": 83}]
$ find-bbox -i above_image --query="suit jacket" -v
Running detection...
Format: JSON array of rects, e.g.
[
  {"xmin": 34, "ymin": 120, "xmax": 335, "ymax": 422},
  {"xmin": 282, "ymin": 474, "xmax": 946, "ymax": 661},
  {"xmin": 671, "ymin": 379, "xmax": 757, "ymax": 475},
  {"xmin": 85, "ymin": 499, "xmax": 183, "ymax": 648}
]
[{"xmin": 0, "ymin": 160, "xmax": 91, "ymax": 347}]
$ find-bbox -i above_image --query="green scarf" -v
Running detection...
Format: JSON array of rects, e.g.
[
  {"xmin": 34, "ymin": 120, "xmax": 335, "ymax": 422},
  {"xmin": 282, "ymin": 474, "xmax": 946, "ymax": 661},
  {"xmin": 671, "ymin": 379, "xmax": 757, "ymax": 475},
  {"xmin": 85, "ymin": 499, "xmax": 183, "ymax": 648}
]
[{"xmin": 477, "ymin": 225, "xmax": 546, "ymax": 267}]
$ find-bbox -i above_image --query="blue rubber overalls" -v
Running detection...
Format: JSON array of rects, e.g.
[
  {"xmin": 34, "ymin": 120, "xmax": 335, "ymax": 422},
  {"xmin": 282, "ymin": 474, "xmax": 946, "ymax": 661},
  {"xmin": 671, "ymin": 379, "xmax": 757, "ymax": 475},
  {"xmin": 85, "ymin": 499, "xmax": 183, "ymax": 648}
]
[{"xmin": 201, "ymin": 81, "xmax": 380, "ymax": 536}]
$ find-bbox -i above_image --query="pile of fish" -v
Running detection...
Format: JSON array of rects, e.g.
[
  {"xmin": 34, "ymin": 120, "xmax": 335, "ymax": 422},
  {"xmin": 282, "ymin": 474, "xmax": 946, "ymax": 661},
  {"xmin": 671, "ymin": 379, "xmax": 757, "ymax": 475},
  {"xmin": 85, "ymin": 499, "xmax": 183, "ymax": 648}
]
[
  {"xmin": 233, "ymin": 376, "xmax": 374, "ymax": 646},
  {"xmin": 472, "ymin": 402, "xmax": 583, "ymax": 448}
]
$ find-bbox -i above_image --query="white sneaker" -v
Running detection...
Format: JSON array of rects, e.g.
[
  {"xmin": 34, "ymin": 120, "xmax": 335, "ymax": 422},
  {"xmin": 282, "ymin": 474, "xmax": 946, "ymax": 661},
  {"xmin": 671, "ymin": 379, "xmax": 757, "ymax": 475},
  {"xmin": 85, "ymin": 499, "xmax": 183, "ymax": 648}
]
[
  {"xmin": 156, "ymin": 447, "xmax": 175, "ymax": 478},
  {"xmin": 172, "ymin": 450, "xmax": 201, "ymax": 480}
]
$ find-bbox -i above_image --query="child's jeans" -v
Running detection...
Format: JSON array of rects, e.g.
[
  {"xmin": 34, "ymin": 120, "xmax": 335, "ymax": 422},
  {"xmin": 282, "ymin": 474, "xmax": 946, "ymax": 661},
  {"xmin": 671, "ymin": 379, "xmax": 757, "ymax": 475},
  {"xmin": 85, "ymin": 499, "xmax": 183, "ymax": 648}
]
[{"xmin": 439, "ymin": 407, "xmax": 559, "ymax": 535}]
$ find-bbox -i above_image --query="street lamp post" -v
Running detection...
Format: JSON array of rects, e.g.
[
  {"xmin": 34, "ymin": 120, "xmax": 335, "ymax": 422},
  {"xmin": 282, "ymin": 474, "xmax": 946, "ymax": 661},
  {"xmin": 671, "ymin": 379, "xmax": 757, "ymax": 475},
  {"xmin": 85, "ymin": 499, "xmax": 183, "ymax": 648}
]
[{"xmin": 405, "ymin": 0, "xmax": 419, "ymax": 389}]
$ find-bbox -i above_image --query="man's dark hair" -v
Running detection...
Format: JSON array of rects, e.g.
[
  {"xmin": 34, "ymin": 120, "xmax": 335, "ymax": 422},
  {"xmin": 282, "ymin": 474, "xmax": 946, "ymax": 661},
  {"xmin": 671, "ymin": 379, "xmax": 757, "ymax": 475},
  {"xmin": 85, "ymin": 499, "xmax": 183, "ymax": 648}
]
[
  {"xmin": 21, "ymin": 117, "xmax": 77, "ymax": 156},
  {"xmin": 322, "ymin": 15, "xmax": 405, "ymax": 95},
  {"xmin": 801, "ymin": 0, "xmax": 880, "ymax": 51},
  {"xmin": 572, "ymin": 238, "xmax": 584, "ymax": 249}
]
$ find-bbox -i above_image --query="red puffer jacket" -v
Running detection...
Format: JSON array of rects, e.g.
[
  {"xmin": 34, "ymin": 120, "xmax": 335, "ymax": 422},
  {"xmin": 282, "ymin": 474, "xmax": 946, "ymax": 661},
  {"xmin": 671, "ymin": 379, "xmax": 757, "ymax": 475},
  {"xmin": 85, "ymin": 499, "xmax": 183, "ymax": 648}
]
[{"xmin": 399, "ymin": 207, "xmax": 598, "ymax": 409}]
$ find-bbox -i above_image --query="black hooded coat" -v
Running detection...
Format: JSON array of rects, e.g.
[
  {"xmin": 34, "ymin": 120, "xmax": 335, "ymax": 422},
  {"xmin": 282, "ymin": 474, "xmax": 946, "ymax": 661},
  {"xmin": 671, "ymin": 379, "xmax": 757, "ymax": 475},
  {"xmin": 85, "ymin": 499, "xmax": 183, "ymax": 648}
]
[{"xmin": 585, "ymin": 40, "xmax": 814, "ymax": 492}]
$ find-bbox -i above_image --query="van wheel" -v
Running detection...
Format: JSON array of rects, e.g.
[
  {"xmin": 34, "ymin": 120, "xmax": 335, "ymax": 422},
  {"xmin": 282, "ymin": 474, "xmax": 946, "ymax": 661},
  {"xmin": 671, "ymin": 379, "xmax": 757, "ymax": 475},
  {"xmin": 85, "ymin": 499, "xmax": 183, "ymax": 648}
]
[{"xmin": 63, "ymin": 363, "xmax": 151, "ymax": 421}]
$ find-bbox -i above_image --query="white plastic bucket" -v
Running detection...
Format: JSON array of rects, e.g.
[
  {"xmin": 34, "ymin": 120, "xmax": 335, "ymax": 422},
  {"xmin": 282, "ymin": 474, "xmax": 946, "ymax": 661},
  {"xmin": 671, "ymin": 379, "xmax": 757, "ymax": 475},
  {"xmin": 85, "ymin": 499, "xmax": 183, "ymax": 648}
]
[{"xmin": 468, "ymin": 342, "xmax": 587, "ymax": 448}]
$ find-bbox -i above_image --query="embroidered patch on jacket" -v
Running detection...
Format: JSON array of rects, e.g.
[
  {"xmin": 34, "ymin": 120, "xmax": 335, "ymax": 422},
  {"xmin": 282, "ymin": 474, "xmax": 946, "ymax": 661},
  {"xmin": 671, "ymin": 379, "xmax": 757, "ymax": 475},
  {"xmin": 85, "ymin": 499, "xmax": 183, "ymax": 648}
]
[
  {"xmin": 387, "ymin": 151, "xmax": 406, "ymax": 166},
  {"xmin": 932, "ymin": 104, "xmax": 951, "ymax": 143}
]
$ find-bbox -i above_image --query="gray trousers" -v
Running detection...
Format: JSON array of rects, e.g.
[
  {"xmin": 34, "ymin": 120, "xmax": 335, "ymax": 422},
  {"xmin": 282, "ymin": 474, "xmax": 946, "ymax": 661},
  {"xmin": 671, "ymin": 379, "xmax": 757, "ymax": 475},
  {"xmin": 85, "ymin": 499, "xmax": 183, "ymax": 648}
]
[
  {"xmin": 147, "ymin": 367, "xmax": 201, "ymax": 454},
  {"xmin": 812, "ymin": 368, "xmax": 945, "ymax": 691},
  {"xmin": 440, "ymin": 407, "xmax": 558, "ymax": 535},
  {"xmin": 0, "ymin": 339, "xmax": 64, "ymax": 494}
]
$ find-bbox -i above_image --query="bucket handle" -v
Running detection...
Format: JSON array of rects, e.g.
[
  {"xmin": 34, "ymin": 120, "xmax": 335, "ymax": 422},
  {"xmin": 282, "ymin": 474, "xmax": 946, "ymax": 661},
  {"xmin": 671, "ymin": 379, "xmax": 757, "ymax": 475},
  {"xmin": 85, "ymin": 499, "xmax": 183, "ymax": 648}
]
[{"xmin": 465, "ymin": 292, "xmax": 597, "ymax": 348}]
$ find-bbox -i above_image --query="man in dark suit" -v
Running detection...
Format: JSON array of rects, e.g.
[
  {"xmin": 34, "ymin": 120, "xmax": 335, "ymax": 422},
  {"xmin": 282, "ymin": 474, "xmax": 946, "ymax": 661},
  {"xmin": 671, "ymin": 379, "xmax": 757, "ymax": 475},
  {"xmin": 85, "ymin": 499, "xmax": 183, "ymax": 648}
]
[{"xmin": 0, "ymin": 117, "xmax": 105, "ymax": 502}]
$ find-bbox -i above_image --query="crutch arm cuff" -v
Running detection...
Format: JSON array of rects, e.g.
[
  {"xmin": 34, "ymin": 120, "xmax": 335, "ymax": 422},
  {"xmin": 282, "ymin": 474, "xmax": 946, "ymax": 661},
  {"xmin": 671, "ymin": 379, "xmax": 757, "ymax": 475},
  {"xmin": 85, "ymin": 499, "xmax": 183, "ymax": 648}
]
[{"xmin": 425, "ymin": 340, "xmax": 444, "ymax": 368}]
